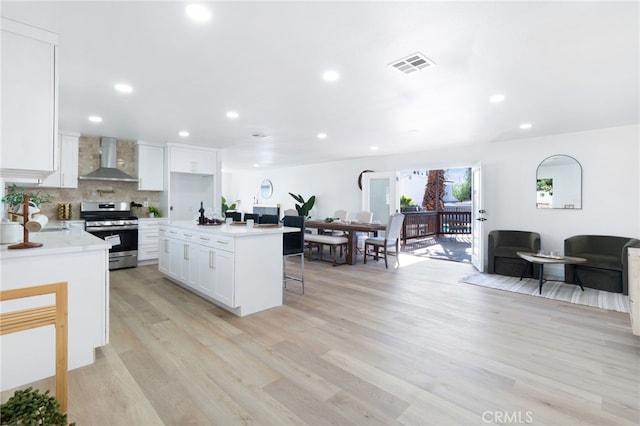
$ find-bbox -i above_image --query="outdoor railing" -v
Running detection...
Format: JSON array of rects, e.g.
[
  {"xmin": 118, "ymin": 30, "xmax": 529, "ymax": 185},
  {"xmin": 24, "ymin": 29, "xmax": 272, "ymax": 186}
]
[{"xmin": 401, "ymin": 210, "xmax": 472, "ymax": 243}]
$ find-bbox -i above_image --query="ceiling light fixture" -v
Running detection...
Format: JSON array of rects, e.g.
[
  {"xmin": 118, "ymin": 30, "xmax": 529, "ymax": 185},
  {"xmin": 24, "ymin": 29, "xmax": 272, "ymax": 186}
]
[
  {"xmin": 226, "ymin": 111, "xmax": 239, "ymax": 119},
  {"xmin": 88, "ymin": 115, "xmax": 103, "ymax": 123},
  {"xmin": 179, "ymin": 131, "xmax": 190, "ymax": 137},
  {"xmin": 520, "ymin": 123, "xmax": 533, "ymax": 130},
  {"xmin": 253, "ymin": 163, "xmax": 260, "ymax": 168},
  {"xmin": 322, "ymin": 71, "xmax": 340, "ymax": 82},
  {"xmin": 115, "ymin": 83, "xmax": 133, "ymax": 93},
  {"xmin": 370, "ymin": 146, "xmax": 379, "ymax": 151},
  {"xmin": 489, "ymin": 94, "xmax": 505, "ymax": 103},
  {"xmin": 317, "ymin": 133, "xmax": 328, "ymax": 139},
  {"xmin": 185, "ymin": 4, "xmax": 212, "ymax": 22}
]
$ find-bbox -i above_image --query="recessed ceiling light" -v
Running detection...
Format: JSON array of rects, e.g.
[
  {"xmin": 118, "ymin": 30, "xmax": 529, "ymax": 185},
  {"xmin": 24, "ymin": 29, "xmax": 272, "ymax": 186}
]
[
  {"xmin": 226, "ymin": 111, "xmax": 239, "ymax": 119},
  {"xmin": 185, "ymin": 4, "xmax": 211, "ymax": 22},
  {"xmin": 322, "ymin": 71, "xmax": 340, "ymax": 82},
  {"xmin": 115, "ymin": 83, "xmax": 133, "ymax": 93},
  {"xmin": 520, "ymin": 123, "xmax": 533, "ymax": 130},
  {"xmin": 88, "ymin": 115, "xmax": 102, "ymax": 123},
  {"xmin": 317, "ymin": 133, "xmax": 328, "ymax": 139},
  {"xmin": 179, "ymin": 131, "xmax": 190, "ymax": 137},
  {"xmin": 370, "ymin": 146, "xmax": 379, "ymax": 151},
  {"xmin": 489, "ymin": 94, "xmax": 505, "ymax": 103},
  {"xmin": 253, "ymin": 163, "xmax": 260, "ymax": 168}
]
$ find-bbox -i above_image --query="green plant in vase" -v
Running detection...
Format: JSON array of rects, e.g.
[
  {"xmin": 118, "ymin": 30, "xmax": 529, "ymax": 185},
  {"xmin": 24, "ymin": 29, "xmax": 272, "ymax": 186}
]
[
  {"xmin": 221, "ymin": 196, "xmax": 237, "ymax": 218},
  {"xmin": 288, "ymin": 193, "xmax": 316, "ymax": 218}
]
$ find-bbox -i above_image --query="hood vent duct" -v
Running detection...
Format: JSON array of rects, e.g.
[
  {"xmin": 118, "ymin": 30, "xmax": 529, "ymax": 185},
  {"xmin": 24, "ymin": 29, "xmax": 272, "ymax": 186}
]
[{"xmin": 79, "ymin": 137, "xmax": 138, "ymax": 182}]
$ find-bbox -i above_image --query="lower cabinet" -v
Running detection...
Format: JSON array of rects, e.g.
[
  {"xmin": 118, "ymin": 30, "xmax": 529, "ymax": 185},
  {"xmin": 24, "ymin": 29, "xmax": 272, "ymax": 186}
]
[
  {"xmin": 158, "ymin": 224, "xmax": 282, "ymax": 316},
  {"xmin": 195, "ymin": 241, "xmax": 235, "ymax": 307},
  {"xmin": 629, "ymin": 247, "xmax": 640, "ymax": 336},
  {"xmin": 138, "ymin": 218, "xmax": 168, "ymax": 264}
]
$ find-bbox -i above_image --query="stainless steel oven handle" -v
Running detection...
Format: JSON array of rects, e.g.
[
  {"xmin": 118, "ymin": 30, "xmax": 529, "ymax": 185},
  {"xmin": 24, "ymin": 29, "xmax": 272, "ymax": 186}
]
[{"xmin": 86, "ymin": 225, "xmax": 138, "ymax": 232}]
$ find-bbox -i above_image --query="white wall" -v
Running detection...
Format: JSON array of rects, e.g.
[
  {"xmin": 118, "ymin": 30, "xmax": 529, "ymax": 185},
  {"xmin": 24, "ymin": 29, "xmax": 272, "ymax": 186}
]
[{"xmin": 223, "ymin": 124, "xmax": 640, "ymax": 268}]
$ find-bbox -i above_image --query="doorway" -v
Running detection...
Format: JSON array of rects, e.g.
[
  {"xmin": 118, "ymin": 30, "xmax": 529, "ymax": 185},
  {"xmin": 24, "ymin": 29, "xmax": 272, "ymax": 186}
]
[{"xmin": 397, "ymin": 167, "xmax": 473, "ymax": 264}]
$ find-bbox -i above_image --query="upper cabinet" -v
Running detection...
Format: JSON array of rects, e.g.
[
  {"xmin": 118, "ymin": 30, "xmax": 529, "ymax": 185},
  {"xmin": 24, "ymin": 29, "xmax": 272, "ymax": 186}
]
[
  {"xmin": 1, "ymin": 18, "xmax": 59, "ymax": 180},
  {"xmin": 137, "ymin": 142, "xmax": 164, "ymax": 191},
  {"xmin": 39, "ymin": 131, "xmax": 79, "ymax": 188},
  {"xmin": 168, "ymin": 144, "xmax": 217, "ymax": 175}
]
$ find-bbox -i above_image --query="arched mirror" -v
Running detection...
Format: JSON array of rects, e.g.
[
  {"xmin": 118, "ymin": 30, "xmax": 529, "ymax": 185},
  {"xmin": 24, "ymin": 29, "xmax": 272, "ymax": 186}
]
[
  {"xmin": 536, "ymin": 155, "xmax": 582, "ymax": 209},
  {"xmin": 260, "ymin": 179, "xmax": 273, "ymax": 199}
]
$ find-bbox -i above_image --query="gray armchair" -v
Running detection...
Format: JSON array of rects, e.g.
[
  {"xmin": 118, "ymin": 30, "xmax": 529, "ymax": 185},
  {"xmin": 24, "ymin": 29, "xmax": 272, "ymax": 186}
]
[
  {"xmin": 488, "ymin": 230, "xmax": 541, "ymax": 278},
  {"xmin": 564, "ymin": 235, "xmax": 640, "ymax": 295}
]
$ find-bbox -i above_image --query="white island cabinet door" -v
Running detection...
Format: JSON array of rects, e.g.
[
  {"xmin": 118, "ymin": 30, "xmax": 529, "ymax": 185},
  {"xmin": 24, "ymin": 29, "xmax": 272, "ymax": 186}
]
[
  {"xmin": 213, "ymin": 248, "xmax": 235, "ymax": 307},
  {"xmin": 1, "ymin": 18, "xmax": 59, "ymax": 180}
]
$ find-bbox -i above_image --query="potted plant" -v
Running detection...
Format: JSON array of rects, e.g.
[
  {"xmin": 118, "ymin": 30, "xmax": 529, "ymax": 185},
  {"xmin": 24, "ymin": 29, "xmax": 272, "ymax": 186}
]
[
  {"xmin": 148, "ymin": 206, "xmax": 160, "ymax": 218},
  {"xmin": 1, "ymin": 184, "xmax": 53, "ymax": 220},
  {"xmin": 289, "ymin": 193, "xmax": 316, "ymax": 218},
  {"xmin": 0, "ymin": 387, "xmax": 75, "ymax": 426},
  {"xmin": 221, "ymin": 196, "xmax": 237, "ymax": 218}
]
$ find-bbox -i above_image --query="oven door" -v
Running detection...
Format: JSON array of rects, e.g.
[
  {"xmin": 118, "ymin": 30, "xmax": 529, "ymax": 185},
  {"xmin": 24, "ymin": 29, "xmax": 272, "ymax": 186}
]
[{"xmin": 87, "ymin": 227, "xmax": 138, "ymax": 269}]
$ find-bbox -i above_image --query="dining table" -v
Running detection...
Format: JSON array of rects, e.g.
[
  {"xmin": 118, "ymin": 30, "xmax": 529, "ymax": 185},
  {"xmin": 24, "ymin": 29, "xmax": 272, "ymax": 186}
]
[{"xmin": 305, "ymin": 219, "xmax": 387, "ymax": 265}]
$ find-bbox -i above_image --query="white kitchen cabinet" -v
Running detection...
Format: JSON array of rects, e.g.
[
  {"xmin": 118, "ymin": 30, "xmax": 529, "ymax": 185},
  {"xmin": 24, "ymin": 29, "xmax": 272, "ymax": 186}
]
[
  {"xmin": 1, "ymin": 18, "xmax": 59, "ymax": 180},
  {"xmin": 629, "ymin": 247, "xmax": 640, "ymax": 336},
  {"xmin": 161, "ymin": 143, "xmax": 221, "ymax": 222},
  {"xmin": 39, "ymin": 131, "xmax": 79, "ymax": 188},
  {"xmin": 0, "ymin": 231, "xmax": 109, "ymax": 391},
  {"xmin": 168, "ymin": 144, "xmax": 216, "ymax": 175},
  {"xmin": 159, "ymin": 223, "xmax": 283, "ymax": 316},
  {"xmin": 137, "ymin": 142, "xmax": 164, "ymax": 191},
  {"xmin": 158, "ymin": 227, "xmax": 170, "ymax": 274},
  {"xmin": 194, "ymin": 234, "xmax": 236, "ymax": 306},
  {"xmin": 138, "ymin": 218, "xmax": 168, "ymax": 264}
]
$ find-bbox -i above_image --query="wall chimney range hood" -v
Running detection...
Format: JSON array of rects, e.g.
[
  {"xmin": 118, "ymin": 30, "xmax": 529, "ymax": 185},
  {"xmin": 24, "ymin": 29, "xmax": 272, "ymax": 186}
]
[{"xmin": 79, "ymin": 137, "xmax": 138, "ymax": 182}]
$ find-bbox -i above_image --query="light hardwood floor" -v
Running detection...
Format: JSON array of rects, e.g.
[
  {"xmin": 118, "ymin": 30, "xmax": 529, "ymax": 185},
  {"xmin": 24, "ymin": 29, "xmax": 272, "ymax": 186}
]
[{"xmin": 4, "ymin": 254, "xmax": 639, "ymax": 425}]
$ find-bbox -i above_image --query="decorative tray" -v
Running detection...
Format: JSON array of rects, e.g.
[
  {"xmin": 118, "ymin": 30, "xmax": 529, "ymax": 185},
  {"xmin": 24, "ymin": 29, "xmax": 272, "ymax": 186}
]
[
  {"xmin": 254, "ymin": 223, "xmax": 282, "ymax": 228},
  {"xmin": 531, "ymin": 253, "xmax": 564, "ymax": 259},
  {"xmin": 197, "ymin": 222, "xmax": 223, "ymax": 226},
  {"xmin": 230, "ymin": 222, "xmax": 247, "ymax": 226}
]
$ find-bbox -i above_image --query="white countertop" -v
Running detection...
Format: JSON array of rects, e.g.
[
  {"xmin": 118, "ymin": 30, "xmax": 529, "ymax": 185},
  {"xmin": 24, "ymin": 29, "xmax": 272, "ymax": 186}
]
[
  {"xmin": 0, "ymin": 229, "xmax": 109, "ymax": 260},
  {"xmin": 164, "ymin": 221, "xmax": 296, "ymax": 236}
]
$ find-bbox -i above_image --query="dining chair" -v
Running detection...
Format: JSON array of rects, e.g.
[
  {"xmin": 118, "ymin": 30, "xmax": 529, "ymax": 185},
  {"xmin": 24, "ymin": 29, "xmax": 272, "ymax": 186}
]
[
  {"xmin": 355, "ymin": 211, "xmax": 374, "ymax": 253},
  {"xmin": 259, "ymin": 214, "xmax": 279, "ymax": 224},
  {"xmin": 227, "ymin": 211, "xmax": 242, "ymax": 222},
  {"xmin": 364, "ymin": 213, "xmax": 405, "ymax": 268},
  {"xmin": 283, "ymin": 215, "xmax": 305, "ymax": 293},
  {"xmin": 244, "ymin": 213, "xmax": 256, "ymax": 223},
  {"xmin": 283, "ymin": 208, "xmax": 298, "ymax": 216}
]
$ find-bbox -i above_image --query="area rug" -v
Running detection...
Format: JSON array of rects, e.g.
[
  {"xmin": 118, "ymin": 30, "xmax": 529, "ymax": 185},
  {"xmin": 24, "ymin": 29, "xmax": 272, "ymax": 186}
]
[{"xmin": 460, "ymin": 273, "xmax": 630, "ymax": 313}]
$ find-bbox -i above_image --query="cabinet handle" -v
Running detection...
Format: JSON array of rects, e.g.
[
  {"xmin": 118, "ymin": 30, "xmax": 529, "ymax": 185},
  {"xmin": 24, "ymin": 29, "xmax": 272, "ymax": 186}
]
[
  {"xmin": 209, "ymin": 251, "xmax": 215, "ymax": 269},
  {"xmin": 164, "ymin": 240, "xmax": 169, "ymax": 253},
  {"xmin": 217, "ymin": 240, "xmax": 228, "ymax": 245},
  {"xmin": 61, "ymin": 173, "xmax": 64, "ymax": 186},
  {"xmin": 184, "ymin": 244, "xmax": 188, "ymax": 260},
  {"xmin": 200, "ymin": 237, "xmax": 210, "ymax": 241}
]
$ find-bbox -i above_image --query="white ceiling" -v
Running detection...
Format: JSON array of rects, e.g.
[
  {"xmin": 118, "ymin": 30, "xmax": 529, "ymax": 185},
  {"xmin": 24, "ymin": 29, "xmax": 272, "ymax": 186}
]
[{"xmin": 3, "ymin": 1, "xmax": 639, "ymax": 171}]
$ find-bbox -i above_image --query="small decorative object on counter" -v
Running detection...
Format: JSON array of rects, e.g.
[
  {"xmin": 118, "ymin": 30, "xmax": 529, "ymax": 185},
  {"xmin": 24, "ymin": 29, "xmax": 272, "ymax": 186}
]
[
  {"xmin": 198, "ymin": 201, "xmax": 205, "ymax": 225},
  {"xmin": 57, "ymin": 203, "xmax": 72, "ymax": 220},
  {"xmin": 148, "ymin": 206, "xmax": 160, "ymax": 218}
]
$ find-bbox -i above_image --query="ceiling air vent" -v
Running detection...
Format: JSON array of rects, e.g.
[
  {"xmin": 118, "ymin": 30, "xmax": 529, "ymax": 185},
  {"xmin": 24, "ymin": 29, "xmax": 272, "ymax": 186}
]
[{"xmin": 389, "ymin": 52, "xmax": 435, "ymax": 74}]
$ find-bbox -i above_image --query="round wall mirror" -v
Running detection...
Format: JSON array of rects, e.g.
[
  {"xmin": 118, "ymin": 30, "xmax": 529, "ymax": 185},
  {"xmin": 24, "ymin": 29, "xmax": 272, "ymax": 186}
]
[
  {"xmin": 536, "ymin": 155, "xmax": 582, "ymax": 209},
  {"xmin": 260, "ymin": 179, "xmax": 273, "ymax": 199}
]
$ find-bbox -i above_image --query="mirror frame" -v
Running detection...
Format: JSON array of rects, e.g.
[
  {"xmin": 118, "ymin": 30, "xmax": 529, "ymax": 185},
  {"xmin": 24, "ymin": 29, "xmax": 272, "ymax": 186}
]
[
  {"xmin": 260, "ymin": 179, "xmax": 273, "ymax": 199},
  {"xmin": 536, "ymin": 154, "xmax": 582, "ymax": 209}
]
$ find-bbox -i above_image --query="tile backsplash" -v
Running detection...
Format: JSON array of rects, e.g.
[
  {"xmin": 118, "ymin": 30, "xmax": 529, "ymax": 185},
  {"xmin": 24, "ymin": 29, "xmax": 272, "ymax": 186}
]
[{"xmin": 4, "ymin": 135, "xmax": 162, "ymax": 221}]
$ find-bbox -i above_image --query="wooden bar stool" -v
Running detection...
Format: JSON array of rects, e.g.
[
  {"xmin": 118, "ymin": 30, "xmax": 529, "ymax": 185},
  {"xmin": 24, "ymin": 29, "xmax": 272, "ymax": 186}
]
[{"xmin": 0, "ymin": 282, "xmax": 68, "ymax": 413}]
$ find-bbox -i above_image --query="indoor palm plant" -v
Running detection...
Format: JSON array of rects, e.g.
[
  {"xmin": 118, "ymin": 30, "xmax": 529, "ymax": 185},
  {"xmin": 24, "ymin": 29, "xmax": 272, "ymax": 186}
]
[{"xmin": 289, "ymin": 193, "xmax": 316, "ymax": 218}]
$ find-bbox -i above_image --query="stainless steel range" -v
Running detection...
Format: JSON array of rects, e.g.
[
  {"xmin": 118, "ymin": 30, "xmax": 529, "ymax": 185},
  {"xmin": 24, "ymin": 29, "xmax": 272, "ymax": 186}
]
[{"xmin": 81, "ymin": 202, "xmax": 138, "ymax": 270}]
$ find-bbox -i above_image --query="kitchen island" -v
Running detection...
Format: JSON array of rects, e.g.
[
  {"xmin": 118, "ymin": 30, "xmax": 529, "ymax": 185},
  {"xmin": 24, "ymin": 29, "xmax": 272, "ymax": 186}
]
[
  {"xmin": 0, "ymin": 230, "xmax": 109, "ymax": 391},
  {"xmin": 159, "ymin": 221, "xmax": 292, "ymax": 317}
]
